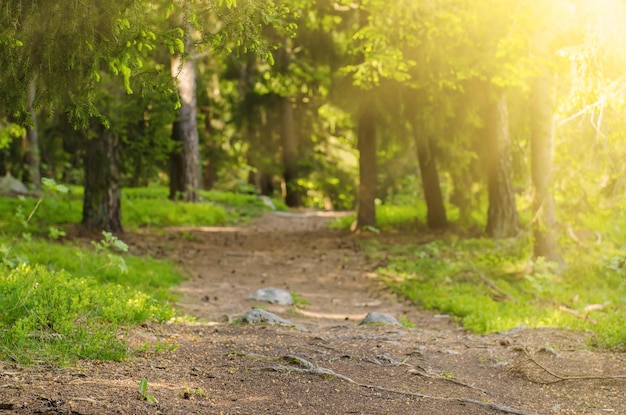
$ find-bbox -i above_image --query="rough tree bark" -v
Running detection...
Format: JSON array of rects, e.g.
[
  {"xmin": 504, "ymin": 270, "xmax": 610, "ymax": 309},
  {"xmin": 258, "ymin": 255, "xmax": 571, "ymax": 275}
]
[
  {"xmin": 485, "ymin": 90, "xmax": 519, "ymax": 238},
  {"xmin": 82, "ymin": 124, "xmax": 123, "ymax": 233},
  {"xmin": 530, "ymin": 76, "xmax": 564, "ymax": 265},
  {"xmin": 410, "ymin": 118, "xmax": 447, "ymax": 229},
  {"xmin": 25, "ymin": 78, "xmax": 41, "ymax": 191},
  {"xmin": 356, "ymin": 97, "xmax": 377, "ymax": 229},
  {"xmin": 169, "ymin": 21, "xmax": 200, "ymax": 202}
]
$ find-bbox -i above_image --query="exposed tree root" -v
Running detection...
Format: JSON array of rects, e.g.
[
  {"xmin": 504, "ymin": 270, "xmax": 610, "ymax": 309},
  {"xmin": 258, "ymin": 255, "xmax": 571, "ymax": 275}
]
[
  {"xmin": 368, "ymin": 353, "xmax": 491, "ymax": 395},
  {"xmin": 253, "ymin": 355, "xmax": 543, "ymax": 415},
  {"xmin": 514, "ymin": 348, "xmax": 626, "ymax": 384}
]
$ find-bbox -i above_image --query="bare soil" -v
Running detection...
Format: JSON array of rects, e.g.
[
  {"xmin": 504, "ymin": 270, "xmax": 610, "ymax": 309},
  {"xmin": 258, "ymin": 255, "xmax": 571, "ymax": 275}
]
[{"xmin": 1, "ymin": 212, "xmax": 625, "ymax": 415}]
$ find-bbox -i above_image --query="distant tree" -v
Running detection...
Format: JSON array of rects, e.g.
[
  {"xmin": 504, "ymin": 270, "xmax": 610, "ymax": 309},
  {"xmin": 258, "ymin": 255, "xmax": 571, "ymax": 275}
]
[
  {"xmin": 356, "ymin": 91, "xmax": 378, "ymax": 228},
  {"xmin": 485, "ymin": 89, "xmax": 519, "ymax": 238},
  {"xmin": 167, "ymin": 0, "xmax": 296, "ymax": 202}
]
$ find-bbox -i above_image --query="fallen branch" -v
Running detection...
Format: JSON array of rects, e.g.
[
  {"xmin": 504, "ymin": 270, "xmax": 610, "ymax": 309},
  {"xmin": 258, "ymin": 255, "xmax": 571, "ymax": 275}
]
[
  {"xmin": 255, "ymin": 355, "xmax": 543, "ymax": 415},
  {"xmin": 466, "ymin": 262, "xmax": 516, "ymax": 302},
  {"xmin": 519, "ymin": 348, "xmax": 626, "ymax": 384},
  {"xmin": 557, "ymin": 305, "xmax": 598, "ymax": 325}
]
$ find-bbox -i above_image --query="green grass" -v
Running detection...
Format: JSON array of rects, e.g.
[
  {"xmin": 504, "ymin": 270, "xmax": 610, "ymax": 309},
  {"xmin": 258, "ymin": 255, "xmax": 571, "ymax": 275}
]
[
  {"xmin": 0, "ymin": 235, "xmax": 181, "ymax": 365},
  {"xmin": 9, "ymin": 237, "xmax": 183, "ymax": 302},
  {"xmin": 373, "ymin": 235, "xmax": 626, "ymax": 349},
  {"xmin": 328, "ymin": 198, "xmax": 626, "ymax": 348},
  {"xmin": 0, "ymin": 186, "xmax": 284, "ymax": 234},
  {"xmin": 327, "ymin": 203, "xmax": 427, "ymax": 231}
]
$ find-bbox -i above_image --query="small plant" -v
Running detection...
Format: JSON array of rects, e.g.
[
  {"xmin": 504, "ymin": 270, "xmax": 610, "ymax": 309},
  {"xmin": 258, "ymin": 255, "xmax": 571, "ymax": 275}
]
[
  {"xmin": 291, "ymin": 291, "xmax": 310, "ymax": 308},
  {"xmin": 135, "ymin": 341, "xmax": 179, "ymax": 355},
  {"xmin": 399, "ymin": 315, "xmax": 415, "ymax": 328},
  {"xmin": 92, "ymin": 231, "xmax": 129, "ymax": 274},
  {"xmin": 92, "ymin": 231, "xmax": 129, "ymax": 253},
  {"xmin": 138, "ymin": 378, "xmax": 158, "ymax": 403},
  {"xmin": 181, "ymin": 385, "xmax": 207, "ymax": 399},
  {"xmin": 154, "ymin": 341, "xmax": 179, "ymax": 353},
  {"xmin": 47, "ymin": 226, "xmax": 66, "ymax": 240}
]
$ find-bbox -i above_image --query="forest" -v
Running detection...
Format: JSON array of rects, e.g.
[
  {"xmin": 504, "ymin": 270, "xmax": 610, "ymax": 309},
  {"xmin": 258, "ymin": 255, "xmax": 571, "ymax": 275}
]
[{"xmin": 1, "ymin": 0, "xmax": 626, "ymax": 367}]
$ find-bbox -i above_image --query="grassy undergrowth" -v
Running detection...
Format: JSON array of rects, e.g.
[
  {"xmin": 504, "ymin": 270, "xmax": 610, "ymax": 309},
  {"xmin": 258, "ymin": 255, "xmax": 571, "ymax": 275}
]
[
  {"xmin": 350, "ymin": 206, "xmax": 626, "ymax": 349},
  {"xmin": 327, "ymin": 203, "xmax": 427, "ymax": 232},
  {"xmin": 0, "ymin": 235, "xmax": 181, "ymax": 365},
  {"xmin": 0, "ymin": 185, "xmax": 279, "ymax": 365},
  {"xmin": 0, "ymin": 186, "xmax": 284, "ymax": 234}
]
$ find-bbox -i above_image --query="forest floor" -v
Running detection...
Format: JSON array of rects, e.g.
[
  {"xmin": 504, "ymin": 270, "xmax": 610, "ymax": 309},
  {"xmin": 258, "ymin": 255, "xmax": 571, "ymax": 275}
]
[{"xmin": 1, "ymin": 211, "xmax": 625, "ymax": 415}]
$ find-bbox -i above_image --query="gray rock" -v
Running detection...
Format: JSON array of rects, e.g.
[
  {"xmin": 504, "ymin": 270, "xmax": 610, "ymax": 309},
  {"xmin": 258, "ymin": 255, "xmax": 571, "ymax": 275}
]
[
  {"xmin": 0, "ymin": 176, "xmax": 29, "ymax": 196},
  {"xmin": 247, "ymin": 287, "xmax": 294, "ymax": 305},
  {"xmin": 359, "ymin": 312, "xmax": 402, "ymax": 326},
  {"xmin": 240, "ymin": 308, "xmax": 304, "ymax": 331}
]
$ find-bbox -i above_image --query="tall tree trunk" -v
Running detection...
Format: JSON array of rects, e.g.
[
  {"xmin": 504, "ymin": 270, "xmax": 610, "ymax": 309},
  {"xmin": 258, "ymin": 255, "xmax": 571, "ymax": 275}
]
[
  {"xmin": 25, "ymin": 78, "xmax": 41, "ymax": 191},
  {"xmin": 485, "ymin": 90, "xmax": 519, "ymax": 238},
  {"xmin": 410, "ymin": 119, "xmax": 447, "ymax": 229},
  {"xmin": 530, "ymin": 77, "xmax": 564, "ymax": 265},
  {"xmin": 82, "ymin": 124, "xmax": 123, "ymax": 233},
  {"xmin": 356, "ymin": 97, "xmax": 377, "ymax": 229},
  {"xmin": 280, "ymin": 96, "xmax": 301, "ymax": 207},
  {"xmin": 169, "ymin": 20, "xmax": 200, "ymax": 202}
]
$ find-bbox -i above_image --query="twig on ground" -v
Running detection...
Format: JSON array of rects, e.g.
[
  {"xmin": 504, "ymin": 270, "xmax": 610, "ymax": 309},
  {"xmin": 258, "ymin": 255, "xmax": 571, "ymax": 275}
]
[
  {"xmin": 254, "ymin": 355, "xmax": 543, "ymax": 415},
  {"xmin": 466, "ymin": 262, "xmax": 516, "ymax": 302},
  {"xmin": 70, "ymin": 397, "xmax": 98, "ymax": 404},
  {"xmin": 557, "ymin": 305, "xmax": 598, "ymax": 325},
  {"xmin": 519, "ymin": 348, "xmax": 626, "ymax": 384}
]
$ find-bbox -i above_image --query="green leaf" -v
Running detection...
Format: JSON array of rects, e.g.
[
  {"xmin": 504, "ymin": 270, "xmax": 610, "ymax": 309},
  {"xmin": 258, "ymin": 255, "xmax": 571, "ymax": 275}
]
[{"xmin": 138, "ymin": 377, "xmax": 148, "ymax": 395}]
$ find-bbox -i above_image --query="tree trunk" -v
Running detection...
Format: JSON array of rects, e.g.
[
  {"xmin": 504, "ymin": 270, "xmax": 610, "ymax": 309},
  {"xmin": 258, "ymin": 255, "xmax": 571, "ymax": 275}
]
[
  {"xmin": 530, "ymin": 77, "xmax": 564, "ymax": 265},
  {"xmin": 280, "ymin": 96, "xmax": 301, "ymax": 207},
  {"xmin": 201, "ymin": 107, "xmax": 217, "ymax": 191},
  {"xmin": 169, "ymin": 25, "xmax": 200, "ymax": 202},
  {"xmin": 450, "ymin": 171, "xmax": 473, "ymax": 226},
  {"xmin": 82, "ymin": 124, "xmax": 123, "ymax": 233},
  {"xmin": 25, "ymin": 78, "xmax": 41, "ymax": 191},
  {"xmin": 411, "ymin": 120, "xmax": 447, "ymax": 229},
  {"xmin": 485, "ymin": 90, "xmax": 519, "ymax": 238},
  {"xmin": 168, "ymin": 121, "xmax": 186, "ymax": 200},
  {"xmin": 356, "ymin": 98, "xmax": 377, "ymax": 229}
]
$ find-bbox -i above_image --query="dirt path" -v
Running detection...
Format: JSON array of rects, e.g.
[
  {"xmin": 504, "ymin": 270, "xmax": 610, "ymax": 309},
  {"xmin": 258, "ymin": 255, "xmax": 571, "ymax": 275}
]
[{"xmin": 2, "ymin": 212, "xmax": 625, "ymax": 414}]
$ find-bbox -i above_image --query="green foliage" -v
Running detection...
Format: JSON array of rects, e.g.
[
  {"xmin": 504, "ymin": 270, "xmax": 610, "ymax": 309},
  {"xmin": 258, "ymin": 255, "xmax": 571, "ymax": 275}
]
[{"xmin": 0, "ymin": 120, "xmax": 25, "ymax": 149}]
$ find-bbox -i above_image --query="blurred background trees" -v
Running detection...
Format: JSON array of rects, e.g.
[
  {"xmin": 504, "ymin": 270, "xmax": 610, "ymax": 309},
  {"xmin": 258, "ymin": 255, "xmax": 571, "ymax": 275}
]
[{"xmin": 1, "ymin": 0, "xmax": 625, "ymax": 254}]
